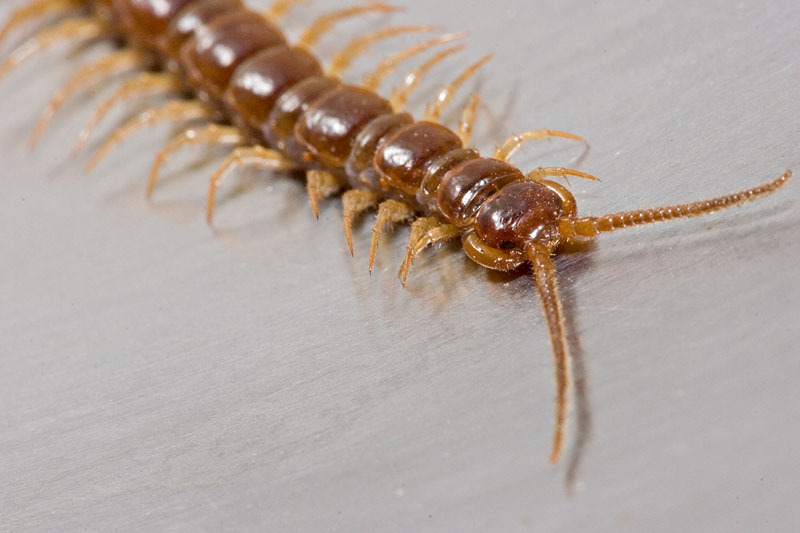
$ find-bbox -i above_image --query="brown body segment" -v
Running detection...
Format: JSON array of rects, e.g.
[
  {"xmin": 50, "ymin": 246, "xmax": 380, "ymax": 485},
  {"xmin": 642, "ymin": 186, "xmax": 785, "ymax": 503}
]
[
  {"xmin": 223, "ymin": 45, "xmax": 322, "ymax": 141},
  {"xmin": 374, "ymin": 121, "xmax": 463, "ymax": 204},
  {"xmin": 181, "ymin": 9, "xmax": 286, "ymax": 103},
  {"xmin": 344, "ymin": 112, "xmax": 412, "ymax": 191},
  {"xmin": 263, "ymin": 76, "xmax": 339, "ymax": 164},
  {"xmin": 295, "ymin": 85, "xmax": 394, "ymax": 170},
  {"xmin": 436, "ymin": 157, "xmax": 524, "ymax": 226},
  {"xmin": 112, "ymin": 0, "xmax": 197, "ymax": 48},
  {"xmin": 163, "ymin": 0, "xmax": 243, "ymax": 70}
]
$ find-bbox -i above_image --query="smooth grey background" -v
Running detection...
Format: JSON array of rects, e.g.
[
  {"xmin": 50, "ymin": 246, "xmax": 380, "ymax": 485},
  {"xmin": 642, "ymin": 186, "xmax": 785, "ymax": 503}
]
[{"xmin": 1, "ymin": 0, "xmax": 798, "ymax": 531}]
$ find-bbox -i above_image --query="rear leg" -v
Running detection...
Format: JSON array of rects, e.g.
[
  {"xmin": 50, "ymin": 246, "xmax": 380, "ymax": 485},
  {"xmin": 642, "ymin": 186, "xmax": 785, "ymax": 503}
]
[
  {"xmin": 147, "ymin": 124, "xmax": 246, "ymax": 199},
  {"xmin": 73, "ymin": 72, "xmax": 183, "ymax": 154},
  {"xmin": 87, "ymin": 99, "xmax": 210, "ymax": 171},
  {"xmin": 327, "ymin": 24, "xmax": 438, "ymax": 78},
  {"xmin": 0, "ymin": 0, "xmax": 84, "ymax": 48},
  {"xmin": 398, "ymin": 218, "xmax": 459, "ymax": 286},
  {"xmin": 0, "ymin": 17, "xmax": 108, "ymax": 81},
  {"xmin": 30, "ymin": 48, "xmax": 154, "ymax": 146},
  {"xmin": 362, "ymin": 32, "xmax": 466, "ymax": 92},
  {"xmin": 369, "ymin": 200, "xmax": 414, "ymax": 273},
  {"xmin": 298, "ymin": 3, "xmax": 400, "ymax": 50},
  {"xmin": 421, "ymin": 53, "xmax": 493, "ymax": 122},
  {"xmin": 342, "ymin": 189, "xmax": 380, "ymax": 255},
  {"xmin": 206, "ymin": 146, "xmax": 294, "ymax": 224},
  {"xmin": 306, "ymin": 170, "xmax": 344, "ymax": 219}
]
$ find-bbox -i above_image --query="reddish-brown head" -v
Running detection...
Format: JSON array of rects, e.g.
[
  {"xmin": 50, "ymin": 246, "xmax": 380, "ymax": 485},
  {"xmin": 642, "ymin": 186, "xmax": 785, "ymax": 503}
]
[{"xmin": 436, "ymin": 157, "xmax": 577, "ymax": 270}]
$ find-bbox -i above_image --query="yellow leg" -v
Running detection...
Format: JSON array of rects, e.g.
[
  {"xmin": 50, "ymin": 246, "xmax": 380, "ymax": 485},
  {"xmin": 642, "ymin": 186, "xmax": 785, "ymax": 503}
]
[
  {"xmin": 559, "ymin": 170, "xmax": 793, "ymax": 238},
  {"xmin": 147, "ymin": 124, "xmax": 246, "ymax": 199},
  {"xmin": 527, "ymin": 166, "xmax": 599, "ymax": 184},
  {"xmin": 73, "ymin": 72, "xmax": 183, "ymax": 154},
  {"xmin": 362, "ymin": 32, "xmax": 466, "ymax": 92},
  {"xmin": 456, "ymin": 94, "xmax": 480, "ymax": 146},
  {"xmin": 30, "ymin": 48, "xmax": 152, "ymax": 146},
  {"xmin": 206, "ymin": 146, "xmax": 294, "ymax": 224},
  {"xmin": 264, "ymin": 0, "xmax": 307, "ymax": 21},
  {"xmin": 368, "ymin": 199, "xmax": 414, "ymax": 273},
  {"xmin": 0, "ymin": 0, "xmax": 84, "ymax": 47},
  {"xmin": 327, "ymin": 25, "xmax": 438, "ymax": 78},
  {"xmin": 422, "ymin": 53, "xmax": 493, "ymax": 122},
  {"xmin": 342, "ymin": 189, "xmax": 380, "ymax": 255},
  {"xmin": 86, "ymin": 99, "xmax": 209, "ymax": 171},
  {"xmin": 297, "ymin": 3, "xmax": 400, "ymax": 50},
  {"xmin": 306, "ymin": 169, "xmax": 344, "ymax": 219},
  {"xmin": 389, "ymin": 44, "xmax": 464, "ymax": 111},
  {"xmin": 398, "ymin": 217, "xmax": 459, "ymax": 286},
  {"xmin": 0, "ymin": 17, "xmax": 107, "ymax": 81},
  {"xmin": 494, "ymin": 130, "xmax": 586, "ymax": 162},
  {"xmin": 525, "ymin": 242, "xmax": 571, "ymax": 464}
]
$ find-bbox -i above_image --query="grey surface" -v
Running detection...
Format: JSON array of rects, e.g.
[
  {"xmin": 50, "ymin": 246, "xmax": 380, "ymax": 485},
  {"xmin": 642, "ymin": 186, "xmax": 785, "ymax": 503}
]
[{"xmin": 1, "ymin": 0, "xmax": 798, "ymax": 531}]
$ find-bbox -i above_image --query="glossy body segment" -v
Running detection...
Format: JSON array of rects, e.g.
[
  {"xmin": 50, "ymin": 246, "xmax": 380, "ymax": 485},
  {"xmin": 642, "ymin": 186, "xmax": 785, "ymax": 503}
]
[
  {"xmin": 223, "ymin": 44, "xmax": 322, "ymax": 140},
  {"xmin": 181, "ymin": 8, "xmax": 286, "ymax": 104}
]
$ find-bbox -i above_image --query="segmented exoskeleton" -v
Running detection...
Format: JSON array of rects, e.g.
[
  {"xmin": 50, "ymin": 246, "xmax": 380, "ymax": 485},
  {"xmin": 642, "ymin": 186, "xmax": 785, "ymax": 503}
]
[{"xmin": 0, "ymin": 0, "xmax": 791, "ymax": 463}]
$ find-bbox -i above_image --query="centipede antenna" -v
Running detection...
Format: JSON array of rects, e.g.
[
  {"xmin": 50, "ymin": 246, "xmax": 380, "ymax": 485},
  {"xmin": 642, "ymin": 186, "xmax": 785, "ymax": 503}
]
[
  {"xmin": 526, "ymin": 242, "xmax": 571, "ymax": 464},
  {"xmin": 206, "ymin": 146, "xmax": 294, "ymax": 224},
  {"xmin": 86, "ymin": 99, "xmax": 210, "ymax": 171},
  {"xmin": 73, "ymin": 72, "xmax": 183, "ymax": 155},
  {"xmin": 30, "ymin": 49, "xmax": 151, "ymax": 147},
  {"xmin": 559, "ymin": 170, "xmax": 793, "ymax": 238},
  {"xmin": 327, "ymin": 24, "xmax": 440, "ymax": 78},
  {"xmin": 389, "ymin": 44, "xmax": 465, "ymax": 110},
  {"xmin": 362, "ymin": 31, "xmax": 467, "ymax": 92},
  {"xmin": 422, "ymin": 53, "xmax": 493, "ymax": 122},
  {"xmin": 369, "ymin": 200, "xmax": 414, "ymax": 273},
  {"xmin": 495, "ymin": 130, "xmax": 587, "ymax": 162},
  {"xmin": 0, "ymin": 17, "xmax": 107, "ymax": 82},
  {"xmin": 297, "ymin": 3, "xmax": 402, "ymax": 50},
  {"xmin": 264, "ymin": 0, "xmax": 308, "ymax": 21},
  {"xmin": 147, "ymin": 124, "xmax": 246, "ymax": 199},
  {"xmin": 0, "ymin": 0, "xmax": 84, "ymax": 48}
]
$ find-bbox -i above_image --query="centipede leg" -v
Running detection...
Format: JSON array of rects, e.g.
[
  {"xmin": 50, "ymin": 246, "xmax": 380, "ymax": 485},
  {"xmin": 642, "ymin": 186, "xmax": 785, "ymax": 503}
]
[
  {"xmin": 527, "ymin": 166, "xmax": 599, "ymax": 183},
  {"xmin": 264, "ymin": 0, "xmax": 307, "ymax": 21},
  {"xmin": 306, "ymin": 169, "xmax": 344, "ymax": 219},
  {"xmin": 494, "ymin": 130, "xmax": 587, "ymax": 162},
  {"xmin": 206, "ymin": 146, "xmax": 294, "ymax": 224},
  {"xmin": 422, "ymin": 53, "xmax": 493, "ymax": 122},
  {"xmin": 389, "ymin": 44, "xmax": 464, "ymax": 110},
  {"xmin": 369, "ymin": 200, "xmax": 414, "ymax": 273},
  {"xmin": 398, "ymin": 218, "xmax": 459, "ymax": 286},
  {"xmin": 297, "ymin": 3, "xmax": 401, "ymax": 50},
  {"xmin": 0, "ymin": 0, "xmax": 84, "ymax": 48},
  {"xmin": 73, "ymin": 72, "xmax": 183, "ymax": 154},
  {"xmin": 147, "ymin": 124, "xmax": 246, "ymax": 199},
  {"xmin": 87, "ymin": 99, "xmax": 210, "ymax": 171},
  {"xmin": 0, "ymin": 17, "xmax": 108, "ymax": 82},
  {"xmin": 327, "ymin": 25, "xmax": 438, "ymax": 78},
  {"xmin": 362, "ymin": 32, "xmax": 466, "ymax": 92},
  {"xmin": 31, "ymin": 48, "xmax": 154, "ymax": 146},
  {"xmin": 456, "ymin": 93, "xmax": 480, "ymax": 146},
  {"xmin": 526, "ymin": 242, "xmax": 571, "ymax": 464},
  {"xmin": 342, "ymin": 189, "xmax": 380, "ymax": 255}
]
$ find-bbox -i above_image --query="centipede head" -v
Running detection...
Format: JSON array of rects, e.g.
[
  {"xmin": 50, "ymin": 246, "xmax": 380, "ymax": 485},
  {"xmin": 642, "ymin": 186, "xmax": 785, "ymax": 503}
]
[{"xmin": 462, "ymin": 177, "xmax": 578, "ymax": 271}]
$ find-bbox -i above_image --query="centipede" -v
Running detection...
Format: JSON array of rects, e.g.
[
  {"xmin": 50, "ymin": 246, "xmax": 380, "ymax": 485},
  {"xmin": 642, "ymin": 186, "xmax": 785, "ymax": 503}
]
[{"xmin": 0, "ymin": 0, "xmax": 792, "ymax": 465}]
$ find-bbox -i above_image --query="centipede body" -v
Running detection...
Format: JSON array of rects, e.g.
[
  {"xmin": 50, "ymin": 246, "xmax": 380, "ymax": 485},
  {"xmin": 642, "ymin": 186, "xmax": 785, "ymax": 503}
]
[{"xmin": 1, "ymin": 0, "xmax": 800, "ymax": 486}]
